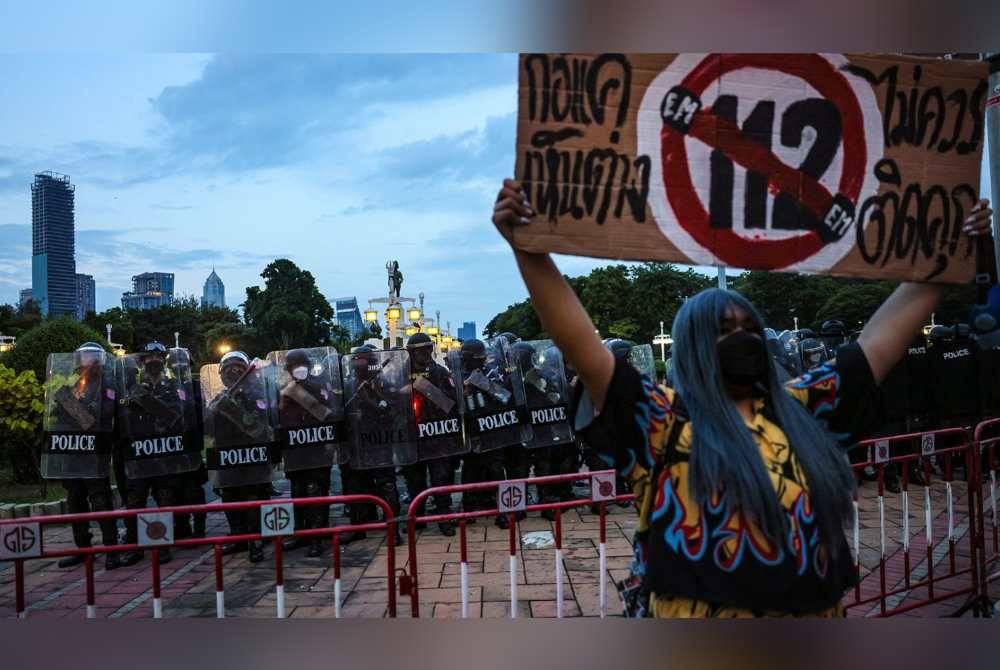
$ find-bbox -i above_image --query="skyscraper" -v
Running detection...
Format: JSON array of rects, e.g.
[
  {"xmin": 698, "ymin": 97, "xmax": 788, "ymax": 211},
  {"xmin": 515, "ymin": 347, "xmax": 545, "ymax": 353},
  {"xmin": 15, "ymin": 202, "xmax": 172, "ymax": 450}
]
[
  {"xmin": 457, "ymin": 321, "xmax": 476, "ymax": 341},
  {"xmin": 333, "ymin": 297, "xmax": 365, "ymax": 341},
  {"xmin": 18, "ymin": 288, "xmax": 33, "ymax": 308},
  {"xmin": 121, "ymin": 272, "xmax": 174, "ymax": 311},
  {"xmin": 31, "ymin": 172, "xmax": 77, "ymax": 317},
  {"xmin": 202, "ymin": 268, "xmax": 225, "ymax": 308},
  {"xmin": 75, "ymin": 273, "xmax": 95, "ymax": 320}
]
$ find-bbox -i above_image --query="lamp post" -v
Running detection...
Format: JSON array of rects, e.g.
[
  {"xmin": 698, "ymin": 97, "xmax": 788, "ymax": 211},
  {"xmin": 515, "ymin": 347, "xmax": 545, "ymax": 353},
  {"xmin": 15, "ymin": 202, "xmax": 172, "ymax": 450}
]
[
  {"xmin": 174, "ymin": 331, "xmax": 180, "ymax": 349},
  {"xmin": 652, "ymin": 320, "xmax": 673, "ymax": 361}
]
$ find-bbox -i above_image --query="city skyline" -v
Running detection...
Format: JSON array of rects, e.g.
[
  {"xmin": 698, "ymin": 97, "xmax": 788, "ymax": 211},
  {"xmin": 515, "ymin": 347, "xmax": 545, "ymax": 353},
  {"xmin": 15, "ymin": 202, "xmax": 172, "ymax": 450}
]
[{"xmin": 0, "ymin": 55, "xmax": 993, "ymax": 333}]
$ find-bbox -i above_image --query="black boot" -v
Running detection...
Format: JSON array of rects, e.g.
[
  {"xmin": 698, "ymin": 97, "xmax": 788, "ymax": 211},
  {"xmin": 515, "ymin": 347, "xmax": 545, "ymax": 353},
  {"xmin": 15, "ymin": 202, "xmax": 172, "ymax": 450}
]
[
  {"xmin": 105, "ymin": 552, "xmax": 123, "ymax": 571},
  {"xmin": 220, "ymin": 541, "xmax": 248, "ymax": 556},
  {"xmin": 58, "ymin": 554, "xmax": 86, "ymax": 569},
  {"xmin": 118, "ymin": 550, "xmax": 144, "ymax": 567},
  {"xmin": 495, "ymin": 514, "xmax": 509, "ymax": 529},
  {"xmin": 248, "ymin": 541, "xmax": 264, "ymax": 563},
  {"xmin": 157, "ymin": 548, "xmax": 173, "ymax": 565},
  {"xmin": 306, "ymin": 538, "xmax": 324, "ymax": 558},
  {"xmin": 282, "ymin": 536, "xmax": 308, "ymax": 551},
  {"xmin": 439, "ymin": 522, "xmax": 456, "ymax": 537}
]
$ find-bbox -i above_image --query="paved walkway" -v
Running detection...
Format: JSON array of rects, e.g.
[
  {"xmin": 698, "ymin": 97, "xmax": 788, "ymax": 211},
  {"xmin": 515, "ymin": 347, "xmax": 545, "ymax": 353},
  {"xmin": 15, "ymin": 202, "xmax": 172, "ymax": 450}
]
[{"xmin": 1, "ymin": 474, "xmax": 992, "ymax": 618}]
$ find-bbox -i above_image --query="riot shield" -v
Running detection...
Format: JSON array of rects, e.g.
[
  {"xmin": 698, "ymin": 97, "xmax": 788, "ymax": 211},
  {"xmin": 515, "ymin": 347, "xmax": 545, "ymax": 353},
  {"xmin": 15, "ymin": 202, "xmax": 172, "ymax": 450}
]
[
  {"xmin": 451, "ymin": 343, "xmax": 532, "ymax": 454},
  {"xmin": 520, "ymin": 340, "xmax": 574, "ymax": 449},
  {"xmin": 120, "ymin": 349, "xmax": 201, "ymax": 480},
  {"xmin": 201, "ymin": 360, "xmax": 276, "ymax": 488},
  {"xmin": 41, "ymin": 351, "xmax": 117, "ymax": 479},
  {"xmin": 407, "ymin": 350, "xmax": 467, "ymax": 461},
  {"xmin": 268, "ymin": 347, "xmax": 348, "ymax": 471},
  {"xmin": 627, "ymin": 344, "xmax": 657, "ymax": 381},
  {"xmin": 342, "ymin": 349, "xmax": 417, "ymax": 469}
]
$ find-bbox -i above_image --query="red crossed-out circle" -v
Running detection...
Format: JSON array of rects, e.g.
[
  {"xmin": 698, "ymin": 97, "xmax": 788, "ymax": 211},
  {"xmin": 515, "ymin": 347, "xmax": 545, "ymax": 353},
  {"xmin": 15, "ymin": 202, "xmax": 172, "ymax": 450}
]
[{"xmin": 661, "ymin": 54, "xmax": 867, "ymax": 269}]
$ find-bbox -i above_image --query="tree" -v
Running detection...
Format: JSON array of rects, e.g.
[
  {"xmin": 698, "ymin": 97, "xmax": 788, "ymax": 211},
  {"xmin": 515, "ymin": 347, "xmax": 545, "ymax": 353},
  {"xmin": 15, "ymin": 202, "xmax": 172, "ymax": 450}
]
[
  {"xmin": 0, "ymin": 318, "xmax": 110, "ymax": 384},
  {"xmin": 483, "ymin": 300, "xmax": 543, "ymax": 340},
  {"xmin": 243, "ymin": 259, "xmax": 334, "ymax": 352},
  {"xmin": 84, "ymin": 307, "xmax": 134, "ymax": 352},
  {"xmin": 0, "ymin": 299, "xmax": 43, "ymax": 337},
  {"xmin": 203, "ymin": 322, "xmax": 259, "ymax": 362},
  {"xmin": 813, "ymin": 283, "xmax": 897, "ymax": 332},
  {"xmin": 329, "ymin": 324, "xmax": 353, "ymax": 354}
]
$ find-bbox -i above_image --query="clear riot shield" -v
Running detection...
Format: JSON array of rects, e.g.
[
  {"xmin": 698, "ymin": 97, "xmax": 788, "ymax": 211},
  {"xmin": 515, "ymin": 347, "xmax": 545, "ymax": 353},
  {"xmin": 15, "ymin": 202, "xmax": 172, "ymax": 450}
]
[
  {"xmin": 42, "ymin": 351, "xmax": 117, "ymax": 480},
  {"xmin": 627, "ymin": 344, "xmax": 657, "ymax": 381},
  {"xmin": 342, "ymin": 349, "xmax": 417, "ymax": 469},
  {"xmin": 200, "ymin": 360, "xmax": 276, "ymax": 488},
  {"xmin": 520, "ymin": 340, "xmax": 574, "ymax": 450},
  {"xmin": 407, "ymin": 349, "xmax": 467, "ymax": 461},
  {"xmin": 268, "ymin": 347, "xmax": 347, "ymax": 472},
  {"xmin": 451, "ymin": 342, "xmax": 532, "ymax": 454},
  {"xmin": 120, "ymin": 349, "xmax": 200, "ymax": 480}
]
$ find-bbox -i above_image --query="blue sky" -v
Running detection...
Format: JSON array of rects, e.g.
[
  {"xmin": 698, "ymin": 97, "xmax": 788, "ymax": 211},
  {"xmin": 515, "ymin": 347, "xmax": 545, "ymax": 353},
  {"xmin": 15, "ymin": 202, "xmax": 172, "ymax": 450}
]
[
  {"xmin": 0, "ymin": 53, "xmax": 620, "ymax": 334},
  {"xmin": 0, "ymin": 53, "xmax": 994, "ymax": 337}
]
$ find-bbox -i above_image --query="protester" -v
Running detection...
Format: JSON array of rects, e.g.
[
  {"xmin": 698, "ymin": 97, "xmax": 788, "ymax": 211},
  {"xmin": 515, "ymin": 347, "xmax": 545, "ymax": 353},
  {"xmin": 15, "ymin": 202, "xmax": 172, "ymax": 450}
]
[{"xmin": 491, "ymin": 177, "xmax": 993, "ymax": 618}]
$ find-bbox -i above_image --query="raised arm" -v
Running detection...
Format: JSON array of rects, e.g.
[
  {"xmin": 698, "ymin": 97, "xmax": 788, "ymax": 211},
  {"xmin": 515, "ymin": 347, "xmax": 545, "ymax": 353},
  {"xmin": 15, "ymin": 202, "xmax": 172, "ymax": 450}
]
[
  {"xmin": 493, "ymin": 179, "xmax": 615, "ymax": 410},
  {"xmin": 858, "ymin": 199, "xmax": 993, "ymax": 384}
]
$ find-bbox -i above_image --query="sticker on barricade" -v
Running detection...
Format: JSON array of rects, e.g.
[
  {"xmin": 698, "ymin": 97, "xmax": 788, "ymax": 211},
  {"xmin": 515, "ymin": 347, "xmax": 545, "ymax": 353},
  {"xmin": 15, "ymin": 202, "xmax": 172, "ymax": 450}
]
[
  {"xmin": 591, "ymin": 472, "xmax": 617, "ymax": 502},
  {"xmin": 921, "ymin": 433, "xmax": 936, "ymax": 456},
  {"xmin": 498, "ymin": 481, "xmax": 526, "ymax": 513},
  {"xmin": 874, "ymin": 440, "xmax": 890, "ymax": 464},
  {"xmin": 138, "ymin": 512, "xmax": 174, "ymax": 546},
  {"xmin": 261, "ymin": 502, "xmax": 295, "ymax": 537},
  {"xmin": 0, "ymin": 522, "xmax": 42, "ymax": 559}
]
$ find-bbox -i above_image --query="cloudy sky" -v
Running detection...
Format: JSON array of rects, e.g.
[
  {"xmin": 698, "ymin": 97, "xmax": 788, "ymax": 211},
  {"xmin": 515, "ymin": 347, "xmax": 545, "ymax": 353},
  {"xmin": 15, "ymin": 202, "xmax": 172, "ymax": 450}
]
[
  {"xmin": 0, "ymin": 53, "xmax": 623, "ymax": 335},
  {"xmin": 0, "ymin": 53, "xmax": 994, "ymax": 337}
]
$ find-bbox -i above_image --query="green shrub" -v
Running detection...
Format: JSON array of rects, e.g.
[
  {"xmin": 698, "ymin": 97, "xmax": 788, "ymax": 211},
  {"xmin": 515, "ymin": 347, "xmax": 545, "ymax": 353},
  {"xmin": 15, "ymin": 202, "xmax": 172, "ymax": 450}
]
[
  {"xmin": 0, "ymin": 364, "xmax": 45, "ymax": 483},
  {"xmin": 0, "ymin": 317, "xmax": 109, "ymax": 384}
]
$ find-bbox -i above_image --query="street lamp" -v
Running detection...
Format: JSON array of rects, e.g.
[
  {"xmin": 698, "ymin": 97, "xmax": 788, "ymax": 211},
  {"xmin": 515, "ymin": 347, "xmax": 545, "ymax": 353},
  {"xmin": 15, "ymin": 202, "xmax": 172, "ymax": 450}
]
[
  {"xmin": 426, "ymin": 326, "xmax": 440, "ymax": 336},
  {"xmin": 407, "ymin": 307, "xmax": 422, "ymax": 322},
  {"xmin": 404, "ymin": 325, "xmax": 419, "ymax": 337},
  {"xmin": 363, "ymin": 309, "xmax": 379, "ymax": 323},
  {"xmin": 218, "ymin": 342, "xmax": 232, "ymax": 356},
  {"xmin": 386, "ymin": 306, "xmax": 402, "ymax": 321}
]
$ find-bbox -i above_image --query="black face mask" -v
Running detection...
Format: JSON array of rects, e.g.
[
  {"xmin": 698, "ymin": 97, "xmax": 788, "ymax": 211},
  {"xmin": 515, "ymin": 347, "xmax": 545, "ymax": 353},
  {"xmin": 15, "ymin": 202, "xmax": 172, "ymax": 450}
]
[
  {"xmin": 717, "ymin": 329, "xmax": 766, "ymax": 389},
  {"xmin": 145, "ymin": 360, "xmax": 164, "ymax": 376}
]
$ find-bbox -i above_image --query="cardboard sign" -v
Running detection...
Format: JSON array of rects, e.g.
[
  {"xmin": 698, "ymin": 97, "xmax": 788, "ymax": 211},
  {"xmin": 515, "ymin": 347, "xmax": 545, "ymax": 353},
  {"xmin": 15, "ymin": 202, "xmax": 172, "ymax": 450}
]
[{"xmin": 513, "ymin": 54, "xmax": 987, "ymax": 283}]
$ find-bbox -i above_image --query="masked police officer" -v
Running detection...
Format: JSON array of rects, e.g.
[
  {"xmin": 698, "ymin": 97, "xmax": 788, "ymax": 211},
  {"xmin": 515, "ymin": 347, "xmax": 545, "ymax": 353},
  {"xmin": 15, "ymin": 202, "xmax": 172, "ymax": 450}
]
[
  {"xmin": 117, "ymin": 342, "xmax": 199, "ymax": 565},
  {"xmin": 272, "ymin": 347, "xmax": 346, "ymax": 557},
  {"xmin": 169, "ymin": 347, "xmax": 208, "ymax": 540},
  {"xmin": 43, "ymin": 342, "xmax": 122, "ymax": 570},
  {"xmin": 340, "ymin": 345, "xmax": 411, "ymax": 545},
  {"xmin": 202, "ymin": 351, "xmax": 274, "ymax": 563},
  {"xmin": 402, "ymin": 333, "xmax": 464, "ymax": 537}
]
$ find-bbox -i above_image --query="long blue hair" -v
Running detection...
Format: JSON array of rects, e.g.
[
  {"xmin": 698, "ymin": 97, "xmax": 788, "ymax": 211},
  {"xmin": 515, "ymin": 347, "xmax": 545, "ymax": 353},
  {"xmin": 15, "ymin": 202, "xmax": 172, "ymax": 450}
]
[{"xmin": 671, "ymin": 288, "xmax": 855, "ymax": 557}]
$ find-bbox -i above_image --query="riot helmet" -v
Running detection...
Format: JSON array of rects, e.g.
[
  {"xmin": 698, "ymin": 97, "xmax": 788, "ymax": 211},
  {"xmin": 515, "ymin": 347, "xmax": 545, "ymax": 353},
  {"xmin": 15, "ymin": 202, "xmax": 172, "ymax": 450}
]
[
  {"xmin": 459, "ymin": 339, "xmax": 487, "ymax": 371},
  {"xmin": 820, "ymin": 320, "xmax": 846, "ymax": 337},
  {"xmin": 219, "ymin": 350, "xmax": 251, "ymax": 388},
  {"xmin": 406, "ymin": 332, "xmax": 434, "ymax": 373},
  {"xmin": 603, "ymin": 338, "xmax": 635, "ymax": 361},
  {"xmin": 142, "ymin": 341, "xmax": 167, "ymax": 376},
  {"xmin": 799, "ymin": 338, "xmax": 827, "ymax": 369},
  {"xmin": 928, "ymin": 325, "xmax": 952, "ymax": 344},
  {"xmin": 74, "ymin": 341, "xmax": 105, "ymax": 372},
  {"xmin": 510, "ymin": 341, "xmax": 536, "ymax": 375},
  {"xmin": 350, "ymin": 344, "xmax": 380, "ymax": 380},
  {"xmin": 285, "ymin": 348, "xmax": 311, "ymax": 381}
]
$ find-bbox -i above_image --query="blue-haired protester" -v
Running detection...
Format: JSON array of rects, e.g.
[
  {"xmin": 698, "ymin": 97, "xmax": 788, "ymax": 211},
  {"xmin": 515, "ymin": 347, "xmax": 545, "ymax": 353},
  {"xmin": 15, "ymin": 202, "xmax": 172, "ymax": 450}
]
[{"xmin": 491, "ymin": 178, "xmax": 993, "ymax": 618}]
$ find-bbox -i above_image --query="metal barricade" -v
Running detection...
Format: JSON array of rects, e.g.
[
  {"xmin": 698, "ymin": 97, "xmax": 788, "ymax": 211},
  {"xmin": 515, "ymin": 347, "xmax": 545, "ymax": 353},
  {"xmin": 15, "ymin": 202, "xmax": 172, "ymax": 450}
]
[
  {"xmin": 0, "ymin": 495, "xmax": 397, "ymax": 619},
  {"xmin": 843, "ymin": 427, "xmax": 983, "ymax": 616},
  {"xmin": 403, "ymin": 470, "xmax": 633, "ymax": 619},
  {"xmin": 974, "ymin": 417, "xmax": 1000, "ymax": 609}
]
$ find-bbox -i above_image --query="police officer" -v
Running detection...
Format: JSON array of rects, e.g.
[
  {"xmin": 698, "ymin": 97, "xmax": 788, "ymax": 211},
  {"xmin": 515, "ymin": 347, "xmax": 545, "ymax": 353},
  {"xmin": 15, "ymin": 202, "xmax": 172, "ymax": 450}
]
[
  {"xmin": 514, "ymin": 342, "xmax": 577, "ymax": 518},
  {"xmin": 930, "ymin": 324, "xmax": 979, "ymax": 429},
  {"xmin": 205, "ymin": 351, "xmax": 271, "ymax": 563},
  {"xmin": 402, "ymin": 333, "xmax": 461, "ymax": 537},
  {"xmin": 44, "ymin": 343, "xmax": 122, "ymax": 570},
  {"xmin": 170, "ymin": 347, "xmax": 207, "ymax": 540},
  {"xmin": 490, "ymin": 336, "xmax": 530, "ymax": 512},
  {"xmin": 819, "ymin": 319, "xmax": 848, "ymax": 356},
  {"xmin": 118, "ymin": 341, "xmax": 192, "ymax": 566},
  {"xmin": 340, "ymin": 345, "xmax": 404, "ymax": 545},
  {"xmin": 276, "ymin": 348, "xmax": 339, "ymax": 557},
  {"xmin": 799, "ymin": 337, "xmax": 829, "ymax": 371},
  {"xmin": 456, "ymin": 339, "xmax": 507, "ymax": 520}
]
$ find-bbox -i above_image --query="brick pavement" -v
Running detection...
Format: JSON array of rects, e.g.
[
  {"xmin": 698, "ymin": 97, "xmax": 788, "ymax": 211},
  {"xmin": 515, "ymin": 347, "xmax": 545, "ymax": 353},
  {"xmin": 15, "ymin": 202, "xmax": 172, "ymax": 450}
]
[{"xmin": 1, "ymin": 475, "xmax": 993, "ymax": 619}]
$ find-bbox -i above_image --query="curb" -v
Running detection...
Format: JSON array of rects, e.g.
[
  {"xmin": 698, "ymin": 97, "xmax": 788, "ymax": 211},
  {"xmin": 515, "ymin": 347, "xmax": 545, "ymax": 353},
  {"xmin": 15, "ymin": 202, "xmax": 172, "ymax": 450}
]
[{"xmin": 0, "ymin": 499, "xmax": 69, "ymax": 519}]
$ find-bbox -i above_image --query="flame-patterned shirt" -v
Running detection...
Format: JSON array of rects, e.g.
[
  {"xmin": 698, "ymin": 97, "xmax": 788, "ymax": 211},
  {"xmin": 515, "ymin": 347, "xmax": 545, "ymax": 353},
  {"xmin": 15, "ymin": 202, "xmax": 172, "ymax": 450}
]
[{"xmin": 581, "ymin": 343, "xmax": 877, "ymax": 617}]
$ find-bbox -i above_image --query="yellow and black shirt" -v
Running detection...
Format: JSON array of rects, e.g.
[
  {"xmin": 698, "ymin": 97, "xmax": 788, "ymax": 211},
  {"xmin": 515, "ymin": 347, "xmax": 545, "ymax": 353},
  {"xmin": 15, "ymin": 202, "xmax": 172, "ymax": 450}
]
[{"xmin": 579, "ymin": 343, "xmax": 877, "ymax": 617}]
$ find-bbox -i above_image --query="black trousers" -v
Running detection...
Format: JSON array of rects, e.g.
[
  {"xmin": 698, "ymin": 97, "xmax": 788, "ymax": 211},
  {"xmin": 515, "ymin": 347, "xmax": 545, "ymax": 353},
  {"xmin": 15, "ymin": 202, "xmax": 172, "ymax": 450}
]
[
  {"xmin": 219, "ymin": 484, "xmax": 271, "ymax": 537},
  {"xmin": 174, "ymin": 466, "xmax": 207, "ymax": 536},
  {"xmin": 460, "ymin": 450, "xmax": 505, "ymax": 512},
  {"xmin": 402, "ymin": 458, "xmax": 453, "ymax": 519},
  {"xmin": 124, "ymin": 476, "xmax": 176, "ymax": 544},
  {"xmin": 340, "ymin": 463, "xmax": 400, "ymax": 526},
  {"xmin": 531, "ymin": 442, "xmax": 579, "ymax": 502},
  {"xmin": 287, "ymin": 466, "xmax": 332, "ymax": 531},
  {"xmin": 62, "ymin": 478, "xmax": 117, "ymax": 549}
]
